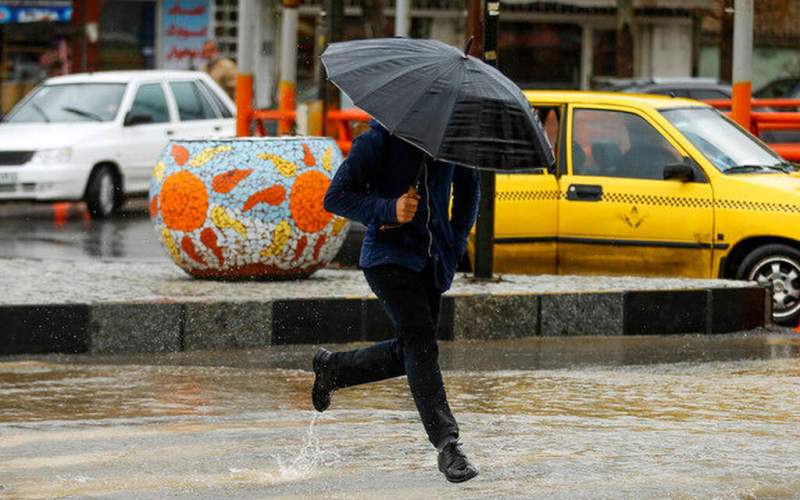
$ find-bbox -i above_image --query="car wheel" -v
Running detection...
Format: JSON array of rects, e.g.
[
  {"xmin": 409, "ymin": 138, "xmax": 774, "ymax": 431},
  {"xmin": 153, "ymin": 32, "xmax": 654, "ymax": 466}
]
[
  {"xmin": 85, "ymin": 167, "xmax": 120, "ymax": 219},
  {"xmin": 737, "ymin": 244, "xmax": 800, "ymax": 326}
]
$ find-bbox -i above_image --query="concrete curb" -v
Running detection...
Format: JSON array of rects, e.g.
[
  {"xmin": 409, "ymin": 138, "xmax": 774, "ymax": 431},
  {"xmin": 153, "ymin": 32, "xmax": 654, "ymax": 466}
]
[{"xmin": 1, "ymin": 286, "xmax": 770, "ymax": 355}]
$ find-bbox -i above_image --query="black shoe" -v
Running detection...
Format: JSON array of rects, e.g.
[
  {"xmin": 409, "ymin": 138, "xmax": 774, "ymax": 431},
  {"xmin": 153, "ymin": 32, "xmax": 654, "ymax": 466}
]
[
  {"xmin": 438, "ymin": 441, "xmax": 478, "ymax": 483},
  {"xmin": 311, "ymin": 347, "xmax": 336, "ymax": 412}
]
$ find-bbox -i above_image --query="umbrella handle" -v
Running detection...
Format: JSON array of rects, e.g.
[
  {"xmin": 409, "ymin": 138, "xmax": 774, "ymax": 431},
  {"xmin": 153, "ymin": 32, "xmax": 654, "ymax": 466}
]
[{"xmin": 380, "ymin": 185, "xmax": 418, "ymax": 231}]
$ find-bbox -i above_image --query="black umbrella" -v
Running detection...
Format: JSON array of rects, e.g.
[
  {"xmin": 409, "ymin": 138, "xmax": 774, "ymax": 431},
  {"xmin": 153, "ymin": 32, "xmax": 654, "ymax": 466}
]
[{"xmin": 320, "ymin": 37, "xmax": 555, "ymax": 171}]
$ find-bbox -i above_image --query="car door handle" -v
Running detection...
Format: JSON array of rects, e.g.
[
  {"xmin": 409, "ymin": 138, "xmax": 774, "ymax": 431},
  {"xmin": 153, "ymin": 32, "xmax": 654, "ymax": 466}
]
[
  {"xmin": 213, "ymin": 126, "xmax": 222, "ymax": 131},
  {"xmin": 566, "ymin": 184, "xmax": 603, "ymax": 201},
  {"xmin": 166, "ymin": 130, "xmax": 175, "ymax": 136}
]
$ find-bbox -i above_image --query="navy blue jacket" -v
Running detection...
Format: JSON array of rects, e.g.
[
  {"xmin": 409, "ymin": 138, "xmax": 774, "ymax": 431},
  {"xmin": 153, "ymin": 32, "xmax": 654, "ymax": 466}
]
[{"xmin": 324, "ymin": 121, "xmax": 480, "ymax": 292}]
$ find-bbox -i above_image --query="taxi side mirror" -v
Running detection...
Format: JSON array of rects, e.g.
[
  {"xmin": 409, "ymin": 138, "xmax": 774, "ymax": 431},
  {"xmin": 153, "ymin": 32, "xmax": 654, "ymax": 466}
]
[{"xmin": 663, "ymin": 159, "xmax": 695, "ymax": 182}]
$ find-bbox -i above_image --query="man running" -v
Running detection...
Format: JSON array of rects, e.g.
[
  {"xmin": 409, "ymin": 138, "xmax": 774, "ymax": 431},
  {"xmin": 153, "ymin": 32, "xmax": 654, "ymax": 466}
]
[{"xmin": 313, "ymin": 119, "xmax": 480, "ymax": 483}]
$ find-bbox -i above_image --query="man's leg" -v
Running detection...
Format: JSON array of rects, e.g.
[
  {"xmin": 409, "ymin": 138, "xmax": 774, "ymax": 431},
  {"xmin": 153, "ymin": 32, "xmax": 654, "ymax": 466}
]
[
  {"xmin": 319, "ymin": 265, "xmax": 457, "ymax": 444},
  {"xmin": 329, "ymin": 338, "xmax": 405, "ymax": 388},
  {"xmin": 313, "ymin": 264, "xmax": 476, "ymax": 482},
  {"xmin": 319, "ymin": 265, "xmax": 408, "ymax": 390},
  {"xmin": 364, "ymin": 265, "xmax": 459, "ymax": 449}
]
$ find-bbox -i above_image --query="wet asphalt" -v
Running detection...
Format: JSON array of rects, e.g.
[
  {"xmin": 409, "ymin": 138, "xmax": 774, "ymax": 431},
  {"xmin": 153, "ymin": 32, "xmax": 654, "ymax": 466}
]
[{"xmin": 0, "ymin": 199, "xmax": 362, "ymax": 265}]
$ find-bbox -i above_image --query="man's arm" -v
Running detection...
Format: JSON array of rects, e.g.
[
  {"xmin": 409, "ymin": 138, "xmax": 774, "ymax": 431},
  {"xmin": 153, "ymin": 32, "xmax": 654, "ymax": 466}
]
[
  {"xmin": 323, "ymin": 130, "xmax": 398, "ymax": 226},
  {"xmin": 450, "ymin": 166, "xmax": 480, "ymax": 258}
]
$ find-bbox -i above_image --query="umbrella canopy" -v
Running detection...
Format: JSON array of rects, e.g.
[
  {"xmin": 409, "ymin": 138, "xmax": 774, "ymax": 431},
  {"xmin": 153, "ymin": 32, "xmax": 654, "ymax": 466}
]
[{"xmin": 320, "ymin": 37, "xmax": 555, "ymax": 171}]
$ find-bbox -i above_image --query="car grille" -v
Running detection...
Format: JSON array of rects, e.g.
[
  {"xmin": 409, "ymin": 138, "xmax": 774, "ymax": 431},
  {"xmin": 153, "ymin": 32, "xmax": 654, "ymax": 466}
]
[{"xmin": 0, "ymin": 151, "xmax": 33, "ymax": 166}]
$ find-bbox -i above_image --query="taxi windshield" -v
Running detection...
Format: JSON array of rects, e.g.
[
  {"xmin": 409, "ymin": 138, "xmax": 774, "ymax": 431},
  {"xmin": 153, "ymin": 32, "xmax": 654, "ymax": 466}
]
[{"xmin": 660, "ymin": 107, "xmax": 791, "ymax": 173}]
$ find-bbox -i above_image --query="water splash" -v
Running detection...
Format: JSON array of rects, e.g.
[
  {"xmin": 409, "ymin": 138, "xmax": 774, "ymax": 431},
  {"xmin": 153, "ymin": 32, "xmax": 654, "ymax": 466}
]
[
  {"xmin": 230, "ymin": 412, "xmax": 340, "ymax": 484},
  {"xmin": 275, "ymin": 412, "xmax": 339, "ymax": 478}
]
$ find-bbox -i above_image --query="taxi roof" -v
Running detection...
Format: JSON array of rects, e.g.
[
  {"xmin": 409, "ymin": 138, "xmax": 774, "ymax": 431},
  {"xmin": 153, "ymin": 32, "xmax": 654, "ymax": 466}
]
[{"xmin": 523, "ymin": 90, "xmax": 710, "ymax": 110}]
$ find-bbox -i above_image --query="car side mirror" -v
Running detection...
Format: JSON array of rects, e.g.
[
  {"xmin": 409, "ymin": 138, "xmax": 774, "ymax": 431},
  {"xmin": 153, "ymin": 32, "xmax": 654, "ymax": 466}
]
[
  {"xmin": 124, "ymin": 111, "xmax": 152, "ymax": 126},
  {"xmin": 663, "ymin": 158, "xmax": 695, "ymax": 182}
]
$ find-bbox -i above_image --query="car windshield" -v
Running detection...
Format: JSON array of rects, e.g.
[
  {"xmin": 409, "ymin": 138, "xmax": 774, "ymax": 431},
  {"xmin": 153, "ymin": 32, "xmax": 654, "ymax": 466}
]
[
  {"xmin": 660, "ymin": 107, "xmax": 789, "ymax": 173},
  {"xmin": 4, "ymin": 83, "xmax": 126, "ymax": 123}
]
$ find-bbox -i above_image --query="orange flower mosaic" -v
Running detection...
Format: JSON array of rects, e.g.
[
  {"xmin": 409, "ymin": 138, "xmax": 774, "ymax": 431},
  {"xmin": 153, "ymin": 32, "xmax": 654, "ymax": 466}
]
[
  {"xmin": 160, "ymin": 171, "xmax": 208, "ymax": 232},
  {"xmin": 150, "ymin": 137, "xmax": 349, "ymax": 279},
  {"xmin": 290, "ymin": 170, "xmax": 333, "ymax": 233}
]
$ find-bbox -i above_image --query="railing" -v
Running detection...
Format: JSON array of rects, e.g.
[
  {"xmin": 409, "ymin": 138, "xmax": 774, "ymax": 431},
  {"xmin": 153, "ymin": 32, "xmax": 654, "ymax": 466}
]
[
  {"xmin": 246, "ymin": 98, "xmax": 800, "ymax": 163},
  {"xmin": 704, "ymin": 98, "xmax": 800, "ymax": 162},
  {"xmin": 248, "ymin": 107, "xmax": 370, "ymax": 154}
]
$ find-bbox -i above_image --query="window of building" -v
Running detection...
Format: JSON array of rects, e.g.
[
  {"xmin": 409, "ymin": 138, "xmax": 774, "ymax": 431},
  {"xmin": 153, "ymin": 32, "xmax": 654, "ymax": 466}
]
[
  {"xmin": 170, "ymin": 81, "xmax": 219, "ymax": 121},
  {"xmin": 571, "ymin": 108, "xmax": 682, "ymax": 180},
  {"xmin": 99, "ymin": 0, "xmax": 156, "ymax": 70},
  {"xmin": 498, "ymin": 22, "xmax": 582, "ymax": 89},
  {"xmin": 129, "ymin": 83, "xmax": 170, "ymax": 123},
  {"xmin": 592, "ymin": 30, "xmax": 618, "ymax": 79},
  {"xmin": 213, "ymin": 0, "xmax": 239, "ymax": 57}
]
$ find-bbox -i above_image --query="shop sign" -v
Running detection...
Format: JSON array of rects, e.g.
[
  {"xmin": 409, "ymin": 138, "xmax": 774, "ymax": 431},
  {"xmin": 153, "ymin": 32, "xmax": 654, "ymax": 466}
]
[
  {"xmin": 161, "ymin": 0, "xmax": 210, "ymax": 70},
  {"xmin": 0, "ymin": 1, "xmax": 72, "ymax": 24}
]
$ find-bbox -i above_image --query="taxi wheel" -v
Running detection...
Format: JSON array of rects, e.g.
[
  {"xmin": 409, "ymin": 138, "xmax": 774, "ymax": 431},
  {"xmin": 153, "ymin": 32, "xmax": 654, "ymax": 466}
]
[
  {"xmin": 737, "ymin": 244, "xmax": 800, "ymax": 326},
  {"xmin": 85, "ymin": 166, "xmax": 121, "ymax": 219}
]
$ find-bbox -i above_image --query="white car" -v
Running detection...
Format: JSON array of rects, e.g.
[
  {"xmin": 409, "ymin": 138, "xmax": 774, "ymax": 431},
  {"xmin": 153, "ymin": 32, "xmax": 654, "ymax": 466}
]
[{"xmin": 0, "ymin": 70, "xmax": 235, "ymax": 218}]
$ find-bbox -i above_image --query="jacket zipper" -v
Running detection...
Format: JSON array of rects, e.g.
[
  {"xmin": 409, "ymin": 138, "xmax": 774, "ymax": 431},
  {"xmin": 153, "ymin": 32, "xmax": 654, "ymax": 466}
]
[{"xmin": 424, "ymin": 158, "xmax": 433, "ymax": 258}]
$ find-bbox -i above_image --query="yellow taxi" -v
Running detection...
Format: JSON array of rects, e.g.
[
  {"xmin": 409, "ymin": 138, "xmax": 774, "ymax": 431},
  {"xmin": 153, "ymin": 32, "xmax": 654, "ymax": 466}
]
[{"xmin": 471, "ymin": 91, "xmax": 800, "ymax": 324}]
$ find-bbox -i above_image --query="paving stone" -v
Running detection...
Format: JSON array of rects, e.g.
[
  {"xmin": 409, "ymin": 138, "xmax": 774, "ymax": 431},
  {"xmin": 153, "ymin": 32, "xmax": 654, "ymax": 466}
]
[
  {"xmin": 541, "ymin": 293, "xmax": 624, "ymax": 336},
  {"xmin": 453, "ymin": 294, "xmax": 538, "ymax": 340},
  {"xmin": 0, "ymin": 304, "xmax": 89, "ymax": 355},
  {"xmin": 183, "ymin": 302, "xmax": 271, "ymax": 350},
  {"xmin": 709, "ymin": 287, "xmax": 770, "ymax": 333},
  {"xmin": 623, "ymin": 290, "xmax": 708, "ymax": 335},
  {"xmin": 89, "ymin": 303, "xmax": 182, "ymax": 354}
]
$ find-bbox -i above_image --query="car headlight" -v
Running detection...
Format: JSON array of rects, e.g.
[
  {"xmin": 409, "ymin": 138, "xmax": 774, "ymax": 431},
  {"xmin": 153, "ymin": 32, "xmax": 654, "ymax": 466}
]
[{"xmin": 30, "ymin": 147, "xmax": 72, "ymax": 165}]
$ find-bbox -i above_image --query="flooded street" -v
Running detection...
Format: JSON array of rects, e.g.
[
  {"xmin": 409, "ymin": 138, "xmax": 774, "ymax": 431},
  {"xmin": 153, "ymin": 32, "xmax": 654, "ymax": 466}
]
[{"xmin": 1, "ymin": 333, "xmax": 799, "ymax": 499}]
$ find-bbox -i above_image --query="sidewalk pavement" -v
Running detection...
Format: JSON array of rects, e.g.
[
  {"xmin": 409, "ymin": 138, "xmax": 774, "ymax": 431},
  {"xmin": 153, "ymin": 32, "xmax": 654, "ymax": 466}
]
[{"xmin": 1, "ymin": 258, "xmax": 769, "ymax": 355}]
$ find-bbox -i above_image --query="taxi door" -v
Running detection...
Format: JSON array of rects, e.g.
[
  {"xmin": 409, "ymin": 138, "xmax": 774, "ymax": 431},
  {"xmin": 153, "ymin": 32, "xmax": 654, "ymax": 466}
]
[
  {"xmin": 490, "ymin": 104, "xmax": 563, "ymax": 274},
  {"xmin": 556, "ymin": 104, "xmax": 715, "ymax": 278}
]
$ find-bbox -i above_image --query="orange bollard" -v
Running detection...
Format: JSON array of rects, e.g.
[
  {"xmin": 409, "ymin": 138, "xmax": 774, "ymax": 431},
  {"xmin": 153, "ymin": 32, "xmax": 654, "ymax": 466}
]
[
  {"xmin": 278, "ymin": 80, "xmax": 296, "ymax": 135},
  {"xmin": 52, "ymin": 202, "xmax": 70, "ymax": 228},
  {"xmin": 235, "ymin": 73, "xmax": 254, "ymax": 137},
  {"xmin": 731, "ymin": 81, "xmax": 752, "ymax": 130}
]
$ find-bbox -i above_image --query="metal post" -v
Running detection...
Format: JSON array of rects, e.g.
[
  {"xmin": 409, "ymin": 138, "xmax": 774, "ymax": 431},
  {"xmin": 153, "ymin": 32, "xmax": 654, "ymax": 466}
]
[
  {"xmin": 473, "ymin": 0, "xmax": 499, "ymax": 279},
  {"xmin": 85, "ymin": 0, "xmax": 101, "ymax": 71},
  {"xmin": 395, "ymin": 0, "xmax": 410, "ymax": 37},
  {"xmin": 320, "ymin": 0, "xmax": 343, "ymax": 134},
  {"xmin": 580, "ymin": 25, "xmax": 593, "ymax": 90},
  {"xmin": 466, "ymin": 0, "xmax": 482, "ymax": 58},
  {"xmin": 236, "ymin": 0, "xmax": 257, "ymax": 136},
  {"xmin": 279, "ymin": 0, "xmax": 299, "ymax": 135},
  {"xmin": 731, "ymin": 0, "xmax": 753, "ymax": 129},
  {"xmin": 254, "ymin": 0, "xmax": 277, "ymax": 109}
]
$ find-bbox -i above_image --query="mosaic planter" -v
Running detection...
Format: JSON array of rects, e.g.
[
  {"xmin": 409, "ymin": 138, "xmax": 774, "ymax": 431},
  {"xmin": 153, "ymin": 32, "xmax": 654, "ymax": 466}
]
[{"xmin": 149, "ymin": 137, "xmax": 349, "ymax": 279}]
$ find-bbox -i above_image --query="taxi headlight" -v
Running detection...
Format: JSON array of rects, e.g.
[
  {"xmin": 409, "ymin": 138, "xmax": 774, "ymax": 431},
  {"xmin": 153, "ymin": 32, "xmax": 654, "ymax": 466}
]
[{"xmin": 30, "ymin": 147, "xmax": 73, "ymax": 165}]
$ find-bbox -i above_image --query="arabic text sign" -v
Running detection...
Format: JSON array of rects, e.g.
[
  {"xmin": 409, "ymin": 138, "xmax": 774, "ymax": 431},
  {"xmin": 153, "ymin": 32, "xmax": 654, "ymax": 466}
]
[{"xmin": 161, "ymin": 0, "xmax": 210, "ymax": 70}]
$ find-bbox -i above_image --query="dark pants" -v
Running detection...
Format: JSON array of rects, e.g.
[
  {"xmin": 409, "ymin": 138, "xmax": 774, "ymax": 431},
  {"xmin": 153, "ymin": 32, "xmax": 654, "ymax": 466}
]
[{"xmin": 330, "ymin": 264, "xmax": 459, "ymax": 448}]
